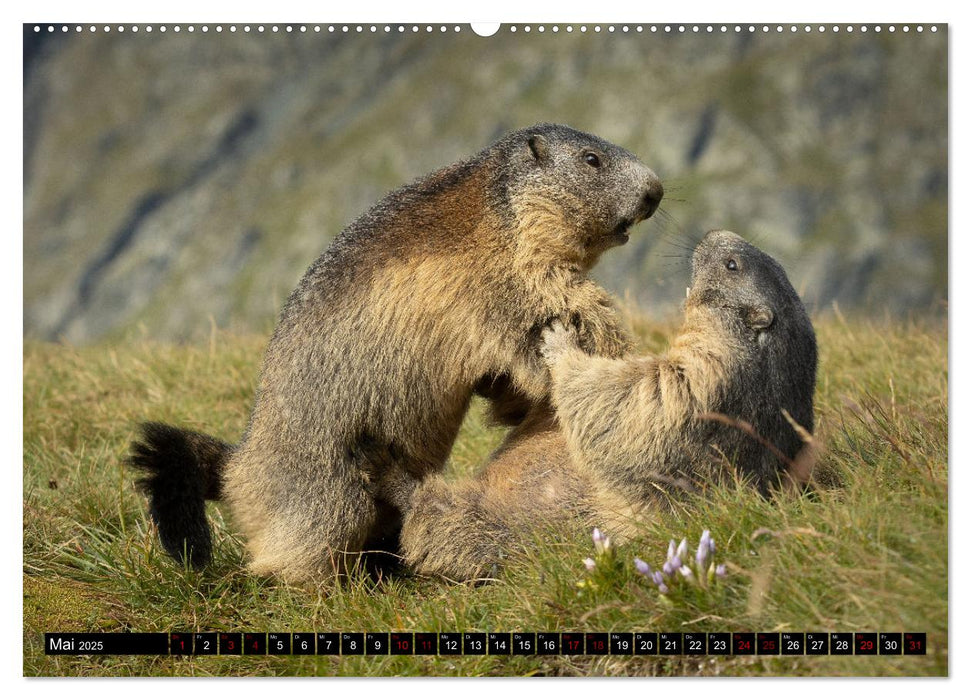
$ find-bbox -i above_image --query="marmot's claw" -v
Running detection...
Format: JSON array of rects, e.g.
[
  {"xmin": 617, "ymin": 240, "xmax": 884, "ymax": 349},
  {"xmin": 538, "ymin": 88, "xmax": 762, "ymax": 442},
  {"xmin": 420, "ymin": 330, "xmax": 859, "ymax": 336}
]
[{"xmin": 540, "ymin": 319, "xmax": 579, "ymax": 364}]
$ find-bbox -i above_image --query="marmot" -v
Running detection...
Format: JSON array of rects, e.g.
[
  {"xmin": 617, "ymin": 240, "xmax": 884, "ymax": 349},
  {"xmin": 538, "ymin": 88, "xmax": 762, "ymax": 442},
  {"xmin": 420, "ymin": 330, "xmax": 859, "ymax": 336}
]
[
  {"xmin": 130, "ymin": 124, "xmax": 664, "ymax": 582},
  {"xmin": 400, "ymin": 230, "xmax": 817, "ymax": 581}
]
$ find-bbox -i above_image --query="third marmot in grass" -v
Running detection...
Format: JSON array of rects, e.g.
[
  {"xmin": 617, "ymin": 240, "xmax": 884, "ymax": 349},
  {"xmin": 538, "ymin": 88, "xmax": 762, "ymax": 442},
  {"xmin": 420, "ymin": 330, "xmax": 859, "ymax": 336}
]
[
  {"xmin": 401, "ymin": 230, "xmax": 817, "ymax": 581},
  {"xmin": 130, "ymin": 123, "xmax": 663, "ymax": 582}
]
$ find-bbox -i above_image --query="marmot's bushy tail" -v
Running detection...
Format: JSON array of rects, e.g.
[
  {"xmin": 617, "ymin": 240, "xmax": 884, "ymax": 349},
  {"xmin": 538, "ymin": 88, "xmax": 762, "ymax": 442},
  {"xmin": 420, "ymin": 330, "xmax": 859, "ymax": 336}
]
[{"xmin": 128, "ymin": 422, "xmax": 232, "ymax": 569}]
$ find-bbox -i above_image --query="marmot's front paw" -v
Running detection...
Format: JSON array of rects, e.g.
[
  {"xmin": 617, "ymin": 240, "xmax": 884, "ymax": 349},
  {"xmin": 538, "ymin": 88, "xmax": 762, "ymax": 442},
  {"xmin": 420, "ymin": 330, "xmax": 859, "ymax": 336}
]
[{"xmin": 540, "ymin": 319, "xmax": 580, "ymax": 365}]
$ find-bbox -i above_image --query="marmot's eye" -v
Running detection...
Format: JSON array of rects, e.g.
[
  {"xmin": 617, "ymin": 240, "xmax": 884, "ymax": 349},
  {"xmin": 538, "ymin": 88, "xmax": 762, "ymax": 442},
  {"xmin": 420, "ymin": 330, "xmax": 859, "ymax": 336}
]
[
  {"xmin": 583, "ymin": 152, "xmax": 601, "ymax": 168},
  {"xmin": 726, "ymin": 258, "xmax": 738, "ymax": 271}
]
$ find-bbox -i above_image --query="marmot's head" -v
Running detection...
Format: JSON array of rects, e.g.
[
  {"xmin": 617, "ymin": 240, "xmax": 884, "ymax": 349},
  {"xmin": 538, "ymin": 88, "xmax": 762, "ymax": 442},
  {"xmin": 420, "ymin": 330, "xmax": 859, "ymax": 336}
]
[
  {"xmin": 687, "ymin": 229, "xmax": 817, "ymax": 430},
  {"xmin": 498, "ymin": 124, "xmax": 663, "ymax": 268},
  {"xmin": 687, "ymin": 231, "xmax": 803, "ymax": 336}
]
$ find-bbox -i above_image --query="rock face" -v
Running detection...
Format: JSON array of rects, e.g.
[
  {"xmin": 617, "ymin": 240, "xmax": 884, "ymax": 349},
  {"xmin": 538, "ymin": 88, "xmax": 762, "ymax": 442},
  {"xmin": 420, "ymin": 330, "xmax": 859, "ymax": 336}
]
[{"xmin": 23, "ymin": 26, "xmax": 947, "ymax": 344}]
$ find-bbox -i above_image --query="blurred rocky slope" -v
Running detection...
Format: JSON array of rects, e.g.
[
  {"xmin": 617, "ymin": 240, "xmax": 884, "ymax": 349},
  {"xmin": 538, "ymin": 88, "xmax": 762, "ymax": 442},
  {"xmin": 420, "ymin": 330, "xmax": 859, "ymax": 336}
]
[{"xmin": 24, "ymin": 26, "xmax": 947, "ymax": 344}]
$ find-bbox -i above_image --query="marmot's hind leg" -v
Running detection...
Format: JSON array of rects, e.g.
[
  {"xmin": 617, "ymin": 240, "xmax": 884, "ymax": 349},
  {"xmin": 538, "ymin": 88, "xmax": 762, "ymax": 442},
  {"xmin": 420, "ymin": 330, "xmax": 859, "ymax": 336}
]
[
  {"xmin": 400, "ymin": 477, "xmax": 511, "ymax": 582},
  {"xmin": 240, "ymin": 462, "xmax": 379, "ymax": 583}
]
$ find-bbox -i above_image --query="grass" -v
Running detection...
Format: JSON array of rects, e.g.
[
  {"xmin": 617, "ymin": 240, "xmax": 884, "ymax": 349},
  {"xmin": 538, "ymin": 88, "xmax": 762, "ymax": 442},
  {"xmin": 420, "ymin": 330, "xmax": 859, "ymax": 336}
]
[{"xmin": 22, "ymin": 310, "xmax": 947, "ymax": 677}]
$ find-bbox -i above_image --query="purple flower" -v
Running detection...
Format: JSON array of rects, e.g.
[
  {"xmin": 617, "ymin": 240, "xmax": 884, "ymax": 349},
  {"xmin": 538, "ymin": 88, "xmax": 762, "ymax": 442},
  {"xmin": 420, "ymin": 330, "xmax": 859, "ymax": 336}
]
[
  {"xmin": 635, "ymin": 529, "xmax": 729, "ymax": 598},
  {"xmin": 592, "ymin": 527, "xmax": 610, "ymax": 554},
  {"xmin": 697, "ymin": 530, "xmax": 711, "ymax": 566},
  {"xmin": 583, "ymin": 557, "xmax": 596, "ymax": 571}
]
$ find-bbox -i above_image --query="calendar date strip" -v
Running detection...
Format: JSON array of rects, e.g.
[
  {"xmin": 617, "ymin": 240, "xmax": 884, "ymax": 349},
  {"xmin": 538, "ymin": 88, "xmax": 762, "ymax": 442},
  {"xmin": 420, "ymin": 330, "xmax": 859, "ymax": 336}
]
[{"xmin": 44, "ymin": 631, "xmax": 927, "ymax": 656}]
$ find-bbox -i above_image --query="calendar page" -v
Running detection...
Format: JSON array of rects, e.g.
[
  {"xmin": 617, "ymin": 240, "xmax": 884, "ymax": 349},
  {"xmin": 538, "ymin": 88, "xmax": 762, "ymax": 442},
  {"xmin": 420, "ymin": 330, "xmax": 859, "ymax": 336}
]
[{"xmin": 23, "ymin": 17, "xmax": 947, "ymax": 679}]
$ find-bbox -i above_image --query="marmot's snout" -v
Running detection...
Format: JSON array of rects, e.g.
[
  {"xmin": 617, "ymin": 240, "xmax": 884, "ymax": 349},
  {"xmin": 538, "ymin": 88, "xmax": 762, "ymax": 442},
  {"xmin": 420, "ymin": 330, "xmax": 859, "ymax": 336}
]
[
  {"xmin": 613, "ymin": 169, "xmax": 662, "ymax": 240},
  {"xmin": 639, "ymin": 178, "xmax": 664, "ymax": 222}
]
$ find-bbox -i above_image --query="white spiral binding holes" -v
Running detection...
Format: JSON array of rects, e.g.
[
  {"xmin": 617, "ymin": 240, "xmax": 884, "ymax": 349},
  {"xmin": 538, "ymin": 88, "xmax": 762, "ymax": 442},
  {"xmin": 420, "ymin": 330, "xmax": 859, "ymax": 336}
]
[{"xmin": 32, "ymin": 24, "xmax": 940, "ymax": 35}]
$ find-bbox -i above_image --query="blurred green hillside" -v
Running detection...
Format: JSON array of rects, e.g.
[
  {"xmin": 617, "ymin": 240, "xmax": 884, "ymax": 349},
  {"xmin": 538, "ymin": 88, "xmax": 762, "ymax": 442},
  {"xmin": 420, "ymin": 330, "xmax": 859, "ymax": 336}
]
[{"xmin": 23, "ymin": 25, "xmax": 947, "ymax": 343}]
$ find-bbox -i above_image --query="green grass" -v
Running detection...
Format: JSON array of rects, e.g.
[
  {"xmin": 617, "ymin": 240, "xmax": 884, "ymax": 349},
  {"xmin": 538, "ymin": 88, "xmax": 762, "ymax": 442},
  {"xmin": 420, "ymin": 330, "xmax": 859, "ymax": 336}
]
[{"xmin": 22, "ymin": 312, "xmax": 947, "ymax": 676}]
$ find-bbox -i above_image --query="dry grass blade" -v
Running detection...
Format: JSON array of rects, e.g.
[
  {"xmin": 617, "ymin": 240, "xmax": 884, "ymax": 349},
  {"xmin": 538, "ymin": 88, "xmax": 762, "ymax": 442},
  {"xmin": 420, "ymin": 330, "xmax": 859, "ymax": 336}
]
[{"xmin": 696, "ymin": 411, "xmax": 795, "ymax": 469}]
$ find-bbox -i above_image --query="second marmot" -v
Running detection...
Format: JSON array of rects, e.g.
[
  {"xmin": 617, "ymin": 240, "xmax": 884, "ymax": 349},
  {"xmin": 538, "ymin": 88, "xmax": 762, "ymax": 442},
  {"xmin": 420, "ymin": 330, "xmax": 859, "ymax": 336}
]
[{"xmin": 401, "ymin": 230, "xmax": 817, "ymax": 581}]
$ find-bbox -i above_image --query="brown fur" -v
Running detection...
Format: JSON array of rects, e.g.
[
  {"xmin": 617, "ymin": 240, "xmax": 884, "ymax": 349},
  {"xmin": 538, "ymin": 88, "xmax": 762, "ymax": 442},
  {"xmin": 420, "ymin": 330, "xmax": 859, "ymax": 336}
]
[
  {"xmin": 130, "ymin": 124, "xmax": 663, "ymax": 582},
  {"xmin": 400, "ymin": 230, "xmax": 817, "ymax": 581}
]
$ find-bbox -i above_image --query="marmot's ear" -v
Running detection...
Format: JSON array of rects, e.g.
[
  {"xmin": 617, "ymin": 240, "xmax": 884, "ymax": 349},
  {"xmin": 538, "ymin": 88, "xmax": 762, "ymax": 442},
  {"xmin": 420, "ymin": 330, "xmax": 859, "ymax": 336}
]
[
  {"xmin": 527, "ymin": 134, "xmax": 549, "ymax": 161},
  {"xmin": 745, "ymin": 305, "xmax": 775, "ymax": 330}
]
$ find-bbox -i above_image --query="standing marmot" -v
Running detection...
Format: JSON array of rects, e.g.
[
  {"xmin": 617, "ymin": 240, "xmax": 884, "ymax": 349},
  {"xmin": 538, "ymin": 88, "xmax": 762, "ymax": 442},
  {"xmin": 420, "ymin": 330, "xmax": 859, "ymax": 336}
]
[
  {"xmin": 401, "ymin": 230, "xmax": 817, "ymax": 581},
  {"xmin": 130, "ymin": 124, "xmax": 663, "ymax": 582}
]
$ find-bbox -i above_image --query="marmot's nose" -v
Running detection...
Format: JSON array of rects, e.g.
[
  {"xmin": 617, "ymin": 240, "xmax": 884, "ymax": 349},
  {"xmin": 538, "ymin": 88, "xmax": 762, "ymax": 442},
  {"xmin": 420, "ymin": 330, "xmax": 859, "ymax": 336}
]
[{"xmin": 641, "ymin": 179, "xmax": 664, "ymax": 220}]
